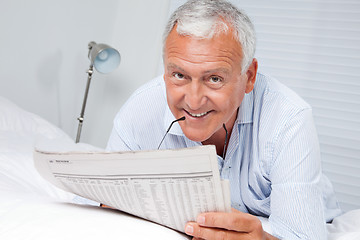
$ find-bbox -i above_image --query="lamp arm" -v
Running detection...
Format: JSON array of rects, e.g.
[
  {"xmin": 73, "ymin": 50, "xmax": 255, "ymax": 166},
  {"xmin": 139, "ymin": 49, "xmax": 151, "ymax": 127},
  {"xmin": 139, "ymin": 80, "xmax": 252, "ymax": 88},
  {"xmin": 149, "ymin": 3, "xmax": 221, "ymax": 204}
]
[{"xmin": 75, "ymin": 64, "xmax": 94, "ymax": 143}]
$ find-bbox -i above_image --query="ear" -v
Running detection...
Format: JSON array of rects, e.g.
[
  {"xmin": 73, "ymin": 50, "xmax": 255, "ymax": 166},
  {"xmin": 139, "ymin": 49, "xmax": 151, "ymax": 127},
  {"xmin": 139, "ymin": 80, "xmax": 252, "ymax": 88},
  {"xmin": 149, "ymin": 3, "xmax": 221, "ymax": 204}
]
[{"xmin": 245, "ymin": 58, "xmax": 258, "ymax": 93}]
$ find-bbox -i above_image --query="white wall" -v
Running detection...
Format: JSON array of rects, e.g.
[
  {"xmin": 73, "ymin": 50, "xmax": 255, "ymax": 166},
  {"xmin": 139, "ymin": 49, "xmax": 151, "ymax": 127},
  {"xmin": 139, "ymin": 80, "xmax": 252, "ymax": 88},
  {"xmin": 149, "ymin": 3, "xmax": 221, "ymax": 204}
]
[
  {"xmin": 0, "ymin": 0, "xmax": 169, "ymax": 148},
  {"xmin": 80, "ymin": 1, "xmax": 170, "ymax": 147}
]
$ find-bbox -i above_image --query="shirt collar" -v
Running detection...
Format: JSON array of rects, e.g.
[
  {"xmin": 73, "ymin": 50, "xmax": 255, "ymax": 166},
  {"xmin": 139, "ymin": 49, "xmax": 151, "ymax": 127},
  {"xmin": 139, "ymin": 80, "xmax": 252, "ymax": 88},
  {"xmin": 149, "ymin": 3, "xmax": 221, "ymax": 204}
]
[
  {"xmin": 236, "ymin": 90, "xmax": 254, "ymax": 125},
  {"xmin": 164, "ymin": 103, "xmax": 185, "ymax": 136}
]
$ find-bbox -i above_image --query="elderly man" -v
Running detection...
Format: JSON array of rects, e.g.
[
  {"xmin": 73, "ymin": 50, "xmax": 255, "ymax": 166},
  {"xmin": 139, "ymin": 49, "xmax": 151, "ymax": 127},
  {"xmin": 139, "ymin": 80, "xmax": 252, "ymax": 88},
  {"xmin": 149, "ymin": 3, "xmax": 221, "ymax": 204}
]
[{"xmin": 107, "ymin": 0, "xmax": 341, "ymax": 239}]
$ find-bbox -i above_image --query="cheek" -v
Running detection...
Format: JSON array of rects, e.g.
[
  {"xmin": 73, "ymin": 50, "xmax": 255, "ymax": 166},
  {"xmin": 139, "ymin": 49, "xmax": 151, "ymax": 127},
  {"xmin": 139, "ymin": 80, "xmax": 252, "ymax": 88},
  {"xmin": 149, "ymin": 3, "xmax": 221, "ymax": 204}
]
[
  {"xmin": 213, "ymin": 86, "xmax": 245, "ymax": 113},
  {"xmin": 165, "ymin": 82, "xmax": 183, "ymax": 106}
]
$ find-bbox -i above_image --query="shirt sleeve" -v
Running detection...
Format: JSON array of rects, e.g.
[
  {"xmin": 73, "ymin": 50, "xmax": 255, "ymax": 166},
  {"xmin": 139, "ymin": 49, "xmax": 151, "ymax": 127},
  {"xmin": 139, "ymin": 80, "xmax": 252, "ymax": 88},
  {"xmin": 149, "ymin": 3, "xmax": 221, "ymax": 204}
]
[
  {"xmin": 106, "ymin": 125, "xmax": 133, "ymax": 152},
  {"xmin": 268, "ymin": 108, "xmax": 327, "ymax": 239},
  {"xmin": 106, "ymin": 109, "xmax": 142, "ymax": 152}
]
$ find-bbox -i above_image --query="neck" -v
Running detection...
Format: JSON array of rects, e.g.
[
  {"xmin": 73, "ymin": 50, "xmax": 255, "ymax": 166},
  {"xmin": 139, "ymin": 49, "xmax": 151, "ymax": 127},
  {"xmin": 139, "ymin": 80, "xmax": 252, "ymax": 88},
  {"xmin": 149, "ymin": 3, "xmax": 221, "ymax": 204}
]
[
  {"xmin": 202, "ymin": 125, "xmax": 231, "ymax": 158},
  {"xmin": 201, "ymin": 111, "xmax": 237, "ymax": 158}
]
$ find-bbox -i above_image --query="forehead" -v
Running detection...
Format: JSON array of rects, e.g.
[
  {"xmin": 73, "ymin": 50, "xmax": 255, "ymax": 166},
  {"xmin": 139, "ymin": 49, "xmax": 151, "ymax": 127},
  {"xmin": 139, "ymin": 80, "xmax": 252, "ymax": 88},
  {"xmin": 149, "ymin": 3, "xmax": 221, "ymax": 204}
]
[{"xmin": 164, "ymin": 26, "xmax": 243, "ymax": 70}]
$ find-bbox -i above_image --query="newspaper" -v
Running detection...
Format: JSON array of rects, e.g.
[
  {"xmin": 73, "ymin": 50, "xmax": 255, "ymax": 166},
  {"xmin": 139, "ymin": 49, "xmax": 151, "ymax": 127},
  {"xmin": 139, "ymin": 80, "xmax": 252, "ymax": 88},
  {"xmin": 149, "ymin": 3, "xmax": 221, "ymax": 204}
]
[{"xmin": 33, "ymin": 145, "xmax": 231, "ymax": 233}]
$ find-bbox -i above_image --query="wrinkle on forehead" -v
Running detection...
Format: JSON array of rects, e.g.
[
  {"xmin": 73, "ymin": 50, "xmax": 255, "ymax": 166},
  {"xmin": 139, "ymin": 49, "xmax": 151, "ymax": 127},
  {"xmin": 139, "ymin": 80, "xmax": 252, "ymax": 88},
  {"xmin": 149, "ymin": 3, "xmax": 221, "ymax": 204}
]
[
  {"xmin": 167, "ymin": 62, "xmax": 231, "ymax": 76},
  {"xmin": 168, "ymin": 55, "xmax": 236, "ymax": 70},
  {"xmin": 164, "ymin": 26, "xmax": 243, "ymax": 71},
  {"xmin": 165, "ymin": 47, "xmax": 241, "ymax": 71}
]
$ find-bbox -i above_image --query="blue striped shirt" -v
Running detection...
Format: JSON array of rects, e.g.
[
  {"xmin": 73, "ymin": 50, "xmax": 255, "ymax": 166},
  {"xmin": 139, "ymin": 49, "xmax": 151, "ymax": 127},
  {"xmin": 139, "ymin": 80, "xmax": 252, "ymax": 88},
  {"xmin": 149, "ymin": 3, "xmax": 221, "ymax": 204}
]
[{"xmin": 107, "ymin": 73, "xmax": 341, "ymax": 239}]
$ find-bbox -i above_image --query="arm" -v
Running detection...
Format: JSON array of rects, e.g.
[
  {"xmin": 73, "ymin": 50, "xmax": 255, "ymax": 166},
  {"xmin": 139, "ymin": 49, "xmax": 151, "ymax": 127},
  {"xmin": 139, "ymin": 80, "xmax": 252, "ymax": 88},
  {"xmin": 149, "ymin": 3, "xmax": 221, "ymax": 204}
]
[{"xmin": 268, "ymin": 109, "xmax": 327, "ymax": 239}]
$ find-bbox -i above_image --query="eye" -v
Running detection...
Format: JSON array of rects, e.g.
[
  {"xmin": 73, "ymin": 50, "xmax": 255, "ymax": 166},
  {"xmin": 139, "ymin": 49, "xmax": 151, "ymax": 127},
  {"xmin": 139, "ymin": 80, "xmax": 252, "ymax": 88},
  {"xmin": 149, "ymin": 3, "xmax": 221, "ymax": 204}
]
[
  {"xmin": 173, "ymin": 72, "xmax": 185, "ymax": 80},
  {"xmin": 209, "ymin": 76, "xmax": 222, "ymax": 83}
]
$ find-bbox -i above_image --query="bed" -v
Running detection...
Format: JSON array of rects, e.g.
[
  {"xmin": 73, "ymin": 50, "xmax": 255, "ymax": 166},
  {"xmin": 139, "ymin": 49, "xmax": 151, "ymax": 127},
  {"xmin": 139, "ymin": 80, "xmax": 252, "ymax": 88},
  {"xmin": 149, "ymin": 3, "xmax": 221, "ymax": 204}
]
[{"xmin": 1, "ymin": 95, "xmax": 359, "ymax": 240}]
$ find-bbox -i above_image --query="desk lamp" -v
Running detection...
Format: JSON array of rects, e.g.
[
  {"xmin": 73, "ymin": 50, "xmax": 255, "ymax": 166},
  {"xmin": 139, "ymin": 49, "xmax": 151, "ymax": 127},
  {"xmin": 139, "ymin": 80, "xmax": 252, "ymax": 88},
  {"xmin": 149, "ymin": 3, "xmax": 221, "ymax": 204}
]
[{"xmin": 75, "ymin": 41, "xmax": 120, "ymax": 143}]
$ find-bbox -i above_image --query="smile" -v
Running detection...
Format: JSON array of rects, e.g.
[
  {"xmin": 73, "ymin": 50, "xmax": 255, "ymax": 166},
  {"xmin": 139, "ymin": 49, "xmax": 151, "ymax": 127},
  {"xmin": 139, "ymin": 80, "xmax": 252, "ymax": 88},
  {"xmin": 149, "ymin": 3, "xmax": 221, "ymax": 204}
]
[{"xmin": 185, "ymin": 110, "xmax": 211, "ymax": 118}]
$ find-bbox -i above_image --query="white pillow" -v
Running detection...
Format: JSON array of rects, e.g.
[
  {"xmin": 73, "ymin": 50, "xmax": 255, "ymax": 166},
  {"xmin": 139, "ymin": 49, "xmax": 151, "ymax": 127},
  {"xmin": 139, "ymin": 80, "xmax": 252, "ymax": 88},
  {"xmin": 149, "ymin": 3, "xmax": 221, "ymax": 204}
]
[
  {"xmin": 0, "ymin": 96, "xmax": 74, "ymax": 200},
  {"xmin": 0, "ymin": 96, "xmax": 67, "ymax": 139}
]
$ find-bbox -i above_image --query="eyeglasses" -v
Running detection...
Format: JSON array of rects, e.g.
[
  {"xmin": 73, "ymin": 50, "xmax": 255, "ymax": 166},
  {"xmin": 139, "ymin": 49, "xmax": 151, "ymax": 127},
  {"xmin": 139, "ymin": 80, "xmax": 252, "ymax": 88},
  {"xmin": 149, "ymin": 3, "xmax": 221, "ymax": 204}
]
[
  {"xmin": 157, "ymin": 116, "xmax": 185, "ymax": 150},
  {"xmin": 158, "ymin": 116, "xmax": 229, "ymax": 160}
]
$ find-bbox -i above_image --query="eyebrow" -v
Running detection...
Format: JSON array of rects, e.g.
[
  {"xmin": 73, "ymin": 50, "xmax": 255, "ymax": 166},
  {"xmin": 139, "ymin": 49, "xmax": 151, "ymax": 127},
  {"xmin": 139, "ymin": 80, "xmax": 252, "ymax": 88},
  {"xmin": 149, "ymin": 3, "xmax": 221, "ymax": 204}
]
[
  {"xmin": 167, "ymin": 63, "xmax": 186, "ymax": 73},
  {"xmin": 203, "ymin": 68, "xmax": 230, "ymax": 75},
  {"xmin": 167, "ymin": 63, "xmax": 230, "ymax": 75}
]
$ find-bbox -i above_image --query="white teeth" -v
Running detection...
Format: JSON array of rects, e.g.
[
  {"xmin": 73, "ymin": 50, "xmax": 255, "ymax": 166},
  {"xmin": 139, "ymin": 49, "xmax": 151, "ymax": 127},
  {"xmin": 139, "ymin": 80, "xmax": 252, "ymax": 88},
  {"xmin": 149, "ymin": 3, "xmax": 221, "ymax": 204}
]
[{"xmin": 189, "ymin": 111, "xmax": 208, "ymax": 117}]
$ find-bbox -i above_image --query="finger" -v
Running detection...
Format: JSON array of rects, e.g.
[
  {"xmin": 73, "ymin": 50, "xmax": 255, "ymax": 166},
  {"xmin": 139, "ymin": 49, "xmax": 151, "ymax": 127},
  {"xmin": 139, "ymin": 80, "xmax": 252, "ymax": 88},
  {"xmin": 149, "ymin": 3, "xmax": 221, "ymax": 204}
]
[
  {"xmin": 185, "ymin": 222, "xmax": 247, "ymax": 240},
  {"xmin": 196, "ymin": 211, "xmax": 260, "ymax": 232},
  {"xmin": 231, "ymin": 207, "xmax": 240, "ymax": 213}
]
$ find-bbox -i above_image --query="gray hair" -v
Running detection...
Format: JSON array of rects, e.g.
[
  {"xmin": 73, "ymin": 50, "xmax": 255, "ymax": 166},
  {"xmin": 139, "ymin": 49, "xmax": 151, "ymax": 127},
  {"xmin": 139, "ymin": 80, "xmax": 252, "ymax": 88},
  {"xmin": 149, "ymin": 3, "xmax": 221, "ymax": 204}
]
[{"xmin": 163, "ymin": 0, "xmax": 256, "ymax": 73}]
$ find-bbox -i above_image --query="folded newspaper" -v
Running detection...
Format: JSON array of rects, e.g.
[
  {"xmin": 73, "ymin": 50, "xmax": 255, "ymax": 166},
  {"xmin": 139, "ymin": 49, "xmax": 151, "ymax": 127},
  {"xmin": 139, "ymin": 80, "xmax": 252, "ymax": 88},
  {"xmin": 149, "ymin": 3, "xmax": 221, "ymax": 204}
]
[{"xmin": 34, "ymin": 144, "xmax": 231, "ymax": 233}]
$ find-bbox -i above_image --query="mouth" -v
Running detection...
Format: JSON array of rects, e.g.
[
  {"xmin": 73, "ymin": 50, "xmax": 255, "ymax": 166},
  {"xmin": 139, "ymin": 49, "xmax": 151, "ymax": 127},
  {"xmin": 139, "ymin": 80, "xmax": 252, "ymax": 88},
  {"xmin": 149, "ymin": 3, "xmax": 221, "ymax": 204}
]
[{"xmin": 184, "ymin": 109, "xmax": 212, "ymax": 118}]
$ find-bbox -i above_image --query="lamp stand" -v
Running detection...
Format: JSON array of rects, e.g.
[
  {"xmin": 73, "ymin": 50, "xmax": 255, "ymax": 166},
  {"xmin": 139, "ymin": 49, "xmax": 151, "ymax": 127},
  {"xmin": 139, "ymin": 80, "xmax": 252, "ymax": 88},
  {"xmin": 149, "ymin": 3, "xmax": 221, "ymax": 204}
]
[{"xmin": 75, "ymin": 64, "xmax": 94, "ymax": 143}]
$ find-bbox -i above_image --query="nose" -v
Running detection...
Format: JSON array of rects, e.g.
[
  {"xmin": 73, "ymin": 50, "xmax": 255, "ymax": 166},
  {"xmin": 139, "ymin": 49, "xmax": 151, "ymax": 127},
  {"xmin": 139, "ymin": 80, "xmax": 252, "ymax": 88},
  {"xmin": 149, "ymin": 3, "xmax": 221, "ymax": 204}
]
[{"xmin": 184, "ymin": 80, "xmax": 207, "ymax": 110}]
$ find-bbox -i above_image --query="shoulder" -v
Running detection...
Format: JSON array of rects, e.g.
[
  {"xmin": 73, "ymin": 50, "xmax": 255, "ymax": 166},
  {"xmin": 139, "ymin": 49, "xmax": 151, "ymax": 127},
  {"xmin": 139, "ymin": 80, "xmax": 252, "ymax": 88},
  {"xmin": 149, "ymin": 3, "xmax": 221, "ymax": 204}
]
[
  {"xmin": 109, "ymin": 75, "xmax": 168, "ymax": 150},
  {"xmin": 254, "ymin": 72, "xmax": 311, "ymax": 112},
  {"xmin": 118, "ymin": 75, "xmax": 166, "ymax": 115},
  {"xmin": 252, "ymin": 73, "xmax": 312, "ymax": 129},
  {"xmin": 125, "ymin": 75, "xmax": 165, "ymax": 105},
  {"xmin": 251, "ymin": 73, "xmax": 318, "ymax": 174},
  {"xmin": 113, "ymin": 75, "xmax": 167, "ymax": 130}
]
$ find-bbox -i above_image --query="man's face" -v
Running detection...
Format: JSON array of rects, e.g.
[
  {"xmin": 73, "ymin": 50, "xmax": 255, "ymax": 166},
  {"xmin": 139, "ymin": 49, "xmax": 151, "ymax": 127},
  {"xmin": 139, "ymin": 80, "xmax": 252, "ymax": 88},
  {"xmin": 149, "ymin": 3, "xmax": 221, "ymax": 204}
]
[{"xmin": 163, "ymin": 26, "xmax": 255, "ymax": 143}]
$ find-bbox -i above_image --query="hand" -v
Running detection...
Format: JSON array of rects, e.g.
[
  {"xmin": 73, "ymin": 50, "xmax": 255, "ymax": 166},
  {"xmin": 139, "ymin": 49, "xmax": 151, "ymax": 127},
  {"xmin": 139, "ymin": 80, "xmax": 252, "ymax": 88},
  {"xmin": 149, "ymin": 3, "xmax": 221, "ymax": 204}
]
[{"xmin": 184, "ymin": 208, "xmax": 279, "ymax": 240}]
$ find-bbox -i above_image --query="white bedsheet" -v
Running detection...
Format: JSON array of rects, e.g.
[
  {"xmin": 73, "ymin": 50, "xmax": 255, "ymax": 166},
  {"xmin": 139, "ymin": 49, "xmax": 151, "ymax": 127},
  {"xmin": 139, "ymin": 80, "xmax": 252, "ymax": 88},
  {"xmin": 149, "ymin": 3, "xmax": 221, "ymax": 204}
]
[
  {"xmin": 0, "ymin": 193, "xmax": 189, "ymax": 239},
  {"xmin": 0, "ymin": 96, "xmax": 359, "ymax": 240}
]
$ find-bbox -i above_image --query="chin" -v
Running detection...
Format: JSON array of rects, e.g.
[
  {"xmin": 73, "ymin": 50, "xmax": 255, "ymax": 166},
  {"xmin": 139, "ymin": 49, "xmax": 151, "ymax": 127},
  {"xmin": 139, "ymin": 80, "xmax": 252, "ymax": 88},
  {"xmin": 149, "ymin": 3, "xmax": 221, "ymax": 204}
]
[{"xmin": 182, "ymin": 130, "xmax": 211, "ymax": 143}]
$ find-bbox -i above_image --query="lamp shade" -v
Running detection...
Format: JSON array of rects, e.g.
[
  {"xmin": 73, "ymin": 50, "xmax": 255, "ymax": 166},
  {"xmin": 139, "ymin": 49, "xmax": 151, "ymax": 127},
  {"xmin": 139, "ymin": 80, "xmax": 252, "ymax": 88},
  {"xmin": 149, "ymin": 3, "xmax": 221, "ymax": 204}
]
[{"xmin": 88, "ymin": 41, "xmax": 120, "ymax": 74}]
